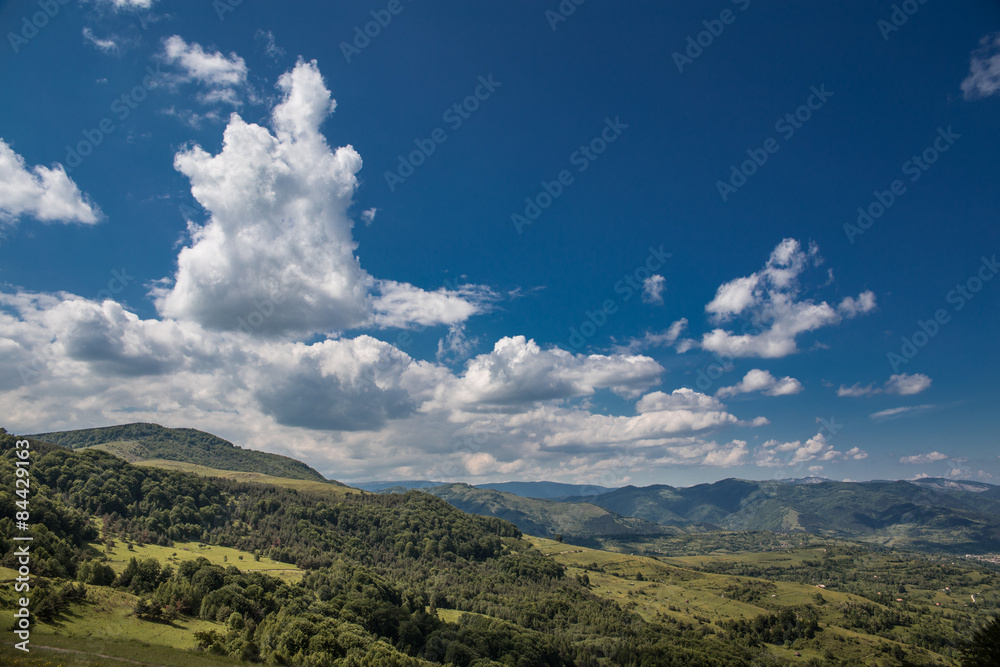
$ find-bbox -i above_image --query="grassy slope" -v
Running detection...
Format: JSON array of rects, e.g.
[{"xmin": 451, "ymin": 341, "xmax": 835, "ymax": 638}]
[
  {"xmin": 0, "ymin": 537, "xmax": 304, "ymax": 664},
  {"xmin": 0, "ymin": 567, "xmax": 237, "ymax": 666},
  {"xmin": 132, "ymin": 459, "xmax": 363, "ymax": 500},
  {"xmin": 529, "ymin": 536, "xmax": 962, "ymax": 666},
  {"xmin": 100, "ymin": 535, "xmax": 306, "ymax": 583}
]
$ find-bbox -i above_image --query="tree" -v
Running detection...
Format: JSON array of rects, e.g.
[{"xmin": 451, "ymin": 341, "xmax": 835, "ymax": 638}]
[{"xmin": 962, "ymin": 617, "xmax": 1000, "ymax": 667}]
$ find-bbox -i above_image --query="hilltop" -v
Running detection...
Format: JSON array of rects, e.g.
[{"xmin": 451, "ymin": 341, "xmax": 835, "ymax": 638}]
[{"xmin": 30, "ymin": 422, "xmax": 333, "ymax": 484}]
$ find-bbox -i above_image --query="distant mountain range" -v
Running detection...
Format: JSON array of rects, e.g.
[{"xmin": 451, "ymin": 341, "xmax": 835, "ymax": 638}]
[
  {"xmin": 421, "ymin": 483, "xmax": 671, "ymax": 542},
  {"xmin": 354, "ymin": 479, "xmax": 616, "ymax": 498},
  {"xmin": 25, "ymin": 423, "xmax": 1000, "ymax": 552},
  {"xmin": 368, "ymin": 475, "xmax": 1000, "ymax": 551}
]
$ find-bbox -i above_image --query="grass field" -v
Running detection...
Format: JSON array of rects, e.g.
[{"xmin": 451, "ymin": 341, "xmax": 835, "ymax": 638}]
[
  {"xmin": 99, "ymin": 538, "xmax": 305, "ymax": 583},
  {"xmin": 0, "ymin": 581, "xmax": 241, "ymax": 666},
  {"xmin": 529, "ymin": 536, "xmax": 956, "ymax": 665},
  {"xmin": 132, "ymin": 460, "xmax": 363, "ymax": 498}
]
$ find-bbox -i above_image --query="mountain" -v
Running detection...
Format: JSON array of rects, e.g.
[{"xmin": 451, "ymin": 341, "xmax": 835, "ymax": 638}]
[
  {"xmin": 3, "ymin": 427, "xmax": 995, "ymax": 666},
  {"xmin": 359, "ymin": 480, "xmax": 617, "ymax": 499},
  {"xmin": 353, "ymin": 479, "xmax": 445, "ymax": 491},
  {"xmin": 776, "ymin": 476, "xmax": 832, "ymax": 485},
  {"xmin": 30, "ymin": 422, "xmax": 332, "ymax": 483},
  {"xmin": 908, "ymin": 476, "xmax": 997, "ymax": 493},
  {"xmin": 420, "ymin": 483, "xmax": 675, "ymax": 542},
  {"xmin": 568, "ymin": 477, "xmax": 1000, "ymax": 552},
  {"xmin": 473, "ymin": 481, "xmax": 616, "ymax": 498}
]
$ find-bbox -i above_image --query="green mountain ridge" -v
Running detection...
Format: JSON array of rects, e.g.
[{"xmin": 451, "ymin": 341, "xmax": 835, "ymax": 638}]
[
  {"xmin": 30, "ymin": 422, "xmax": 332, "ymax": 484},
  {"xmin": 419, "ymin": 483, "xmax": 677, "ymax": 542},
  {"xmin": 566, "ymin": 478, "xmax": 1000, "ymax": 552}
]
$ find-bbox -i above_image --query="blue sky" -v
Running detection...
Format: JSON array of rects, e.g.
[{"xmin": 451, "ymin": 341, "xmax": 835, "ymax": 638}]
[{"xmin": 0, "ymin": 0, "xmax": 998, "ymax": 486}]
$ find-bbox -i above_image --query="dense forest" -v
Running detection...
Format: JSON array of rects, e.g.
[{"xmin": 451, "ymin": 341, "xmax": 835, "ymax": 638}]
[{"xmin": 1, "ymin": 432, "xmax": 780, "ymax": 665}]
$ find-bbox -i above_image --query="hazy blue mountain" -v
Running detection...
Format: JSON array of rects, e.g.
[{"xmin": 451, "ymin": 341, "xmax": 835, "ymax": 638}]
[
  {"xmin": 473, "ymin": 481, "xmax": 616, "ymax": 498},
  {"xmin": 421, "ymin": 483, "xmax": 675, "ymax": 542},
  {"xmin": 353, "ymin": 480, "xmax": 445, "ymax": 491},
  {"xmin": 562, "ymin": 477, "xmax": 1000, "ymax": 551}
]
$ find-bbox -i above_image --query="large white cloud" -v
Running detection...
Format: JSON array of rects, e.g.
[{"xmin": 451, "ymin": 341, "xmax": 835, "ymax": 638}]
[
  {"xmin": 0, "ymin": 140, "xmax": 100, "ymax": 227},
  {"xmin": 438, "ymin": 336, "xmax": 664, "ymax": 409},
  {"xmin": 1, "ymin": 283, "xmax": 779, "ymax": 481},
  {"xmin": 154, "ymin": 60, "xmax": 489, "ymax": 337},
  {"xmin": 700, "ymin": 239, "xmax": 875, "ymax": 358}
]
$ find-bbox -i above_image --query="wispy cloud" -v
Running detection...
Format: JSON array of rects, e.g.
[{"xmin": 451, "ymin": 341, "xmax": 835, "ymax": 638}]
[
  {"xmin": 641, "ymin": 274, "xmax": 666, "ymax": 304},
  {"xmin": 161, "ymin": 35, "xmax": 248, "ymax": 106},
  {"xmin": 900, "ymin": 451, "xmax": 948, "ymax": 465},
  {"xmin": 839, "ymin": 372, "xmax": 932, "ymax": 397},
  {"xmin": 82, "ymin": 28, "xmax": 118, "ymax": 54},
  {"xmin": 961, "ymin": 32, "xmax": 1000, "ymax": 100},
  {"xmin": 870, "ymin": 404, "xmax": 936, "ymax": 421}
]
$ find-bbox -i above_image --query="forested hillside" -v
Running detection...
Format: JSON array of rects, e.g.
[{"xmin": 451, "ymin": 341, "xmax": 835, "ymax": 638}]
[
  {"xmin": 0, "ymin": 431, "xmax": 775, "ymax": 665},
  {"xmin": 3, "ymin": 429, "xmax": 999, "ymax": 666}
]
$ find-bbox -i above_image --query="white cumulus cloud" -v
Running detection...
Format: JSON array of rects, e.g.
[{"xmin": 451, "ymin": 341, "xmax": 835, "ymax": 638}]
[
  {"xmin": 700, "ymin": 239, "xmax": 875, "ymax": 358},
  {"xmin": 900, "ymin": 451, "xmax": 949, "ymax": 465},
  {"xmin": 0, "ymin": 140, "xmax": 100, "ymax": 227},
  {"xmin": 716, "ymin": 369, "xmax": 803, "ymax": 398},
  {"xmin": 154, "ymin": 60, "xmax": 489, "ymax": 337},
  {"xmin": 162, "ymin": 35, "xmax": 248, "ymax": 106},
  {"xmin": 756, "ymin": 432, "xmax": 868, "ymax": 467}
]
